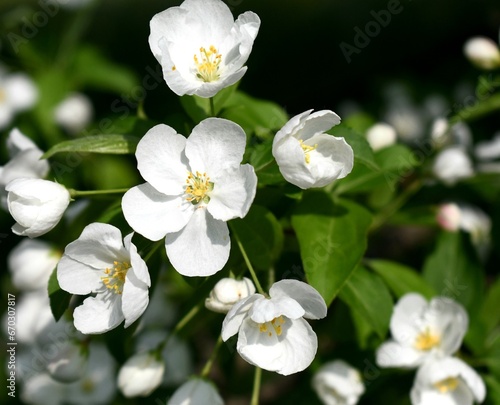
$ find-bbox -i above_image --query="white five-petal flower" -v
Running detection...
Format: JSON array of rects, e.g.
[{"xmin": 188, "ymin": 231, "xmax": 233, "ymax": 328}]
[
  {"xmin": 149, "ymin": 0, "xmax": 260, "ymax": 98},
  {"xmin": 272, "ymin": 110, "xmax": 353, "ymax": 189},
  {"xmin": 7, "ymin": 178, "xmax": 71, "ymax": 238},
  {"xmin": 376, "ymin": 293, "xmax": 468, "ymax": 369},
  {"xmin": 205, "ymin": 277, "xmax": 256, "ymax": 314},
  {"xmin": 221, "ymin": 279, "xmax": 327, "ymax": 376},
  {"xmin": 410, "ymin": 357, "xmax": 486, "ymax": 405},
  {"xmin": 122, "ymin": 118, "xmax": 257, "ymax": 277},
  {"xmin": 312, "ymin": 360, "xmax": 365, "ymax": 405},
  {"xmin": 57, "ymin": 223, "xmax": 151, "ymax": 334}
]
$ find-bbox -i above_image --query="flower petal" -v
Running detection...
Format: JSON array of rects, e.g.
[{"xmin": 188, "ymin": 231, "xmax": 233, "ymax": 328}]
[
  {"xmin": 390, "ymin": 293, "xmax": 428, "ymax": 345},
  {"xmin": 221, "ymin": 294, "xmax": 264, "ymax": 341},
  {"xmin": 165, "ymin": 208, "xmax": 230, "ymax": 276},
  {"xmin": 122, "ymin": 183, "xmax": 193, "ymax": 241},
  {"xmin": 185, "ymin": 118, "xmax": 246, "ymax": 177},
  {"xmin": 207, "ymin": 164, "xmax": 257, "ymax": 221},
  {"xmin": 269, "ymin": 279, "xmax": 327, "ymax": 320},
  {"xmin": 376, "ymin": 340, "xmax": 425, "ymax": 368},
  {"xmin": 122, "ymin": 271, "xmax": 149, "ymax": 328},
  {"xmin": 135, "ymin": 124, "xmax": 189, "ymax": 196},
  {"xmin": 57, "ymin": 255, "xmax": 102, "ymax": 295},
  {"xmin": 124, "ymin": 233, "xmax": 150, "ymax": 287},
  {"xmin": 296, "ymin": 110, "xmax": 341, "ymax": 141},
  {"xmin": 249, "ymin": 296, "xmax": 305, "ymax": 323},
  {"xmin": 73, "ymin": 295, "xmax": 124, "ymax": 334}
]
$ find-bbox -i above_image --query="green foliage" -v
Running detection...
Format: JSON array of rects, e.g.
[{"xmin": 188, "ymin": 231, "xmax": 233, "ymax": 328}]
[{"xmin": 48, "ymin": 267, "xmax": 72, "ymax": 322}]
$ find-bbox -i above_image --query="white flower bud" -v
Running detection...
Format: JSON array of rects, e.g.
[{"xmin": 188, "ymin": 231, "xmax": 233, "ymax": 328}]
[
  {"xmin": 8, "ymin": 239, "xmax": 61, "ymax": 291},
  {"xmin": 6, "ymin": 178, "xmax": 71, "ymax": 238},
  {"xmin": 205, "ymin": 277, "xmax": 256, "ymax": 314},
  {"xmin": 168, "ymin": 379, "xmax": 223, "ymax": 405},
  {"xmin": 118, "ymin": 351, "xmax": 165, "ymax": 398},
  {"xmin": 365, "ymin": 123, "xmax": 397, "ymax": 151},
  {"xmin": 436, "ymin": 203, "xmax": 462, "ymax": 231},
  {"xmin": 432, "ymin": 147, "xmax": 474, "ymax": 185},
  {"xmin": 464, "ymin": 36, "xmax": 500, "ymax": 70},
  {"xmin": 46, "ymin": 341, "xmax": 88, "ymax": 383},
  {"xmin": 54, "ymin": 93, "xmax": 93, "ymax": 135},
  {"xmin": 312, "ymin": 360, "xmax": 365, "ymax": 405}
]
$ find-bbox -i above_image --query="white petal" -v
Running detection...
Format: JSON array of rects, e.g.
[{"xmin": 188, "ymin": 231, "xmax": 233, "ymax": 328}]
[
  {"xmin": 4, "ymin": 73, "xmax": 38, "ymax": 111},
  {"xmin": 122, "ymin": 271, "xmax": 149, "ymax": 328},
  {"xmin": 273, "ymin": 110, "xmax": 313, "ymax": 145},
  {"xmin": 238, "ymin": 317, "xmax": 317, "ymax": 375},
  {"xmin": 73, "ymin": 295, "xmax": 124, "ymax": 334},
  {"xmin": 7, "ymin": 128, "xmax": 38, "ymax": 156},
  {"xmin": 375, "ymin": 340, "xmax": 425, "ymax": 368},
  {"xmin": 168, "ymin": 378, "xmax": 224, "ymax": 405},
  {"xmin": 273, "ymin": 135, "xmax": 314, "ymax": 189},
  {"xmin": 269, "ymin": 279, "xmax": 327, "ymax": 319},
  {"xmin": 249, "ymin": 295, "xmax": 305, "ymax": 323},
  {"xmin": 221, "ymin": 294, "xmax": 263, "ymax": 341},
  {"xmin": 390, "ymin": 293, "xmax": 428, "ymax": 345},
  {"xmin": 165, "ymin": 208, "xmax": 230, "ymax": 276},
  {"xmin": 57, "ymin": 255, "xmax": 102, "ymax": 295},
  {"xmin": 124, "ymin": 233, "xmax": 150, "ymax": 287},
  {"xmin": 296, "ymin": 110, "xmax": 341, "ymax": 141},
  {"xmin": 313, "ymin": 360, "xmax": 365, "ymax": 401},
  {"xmin": 122, "ymin": 183, "xmax": 193, "ymax": 241},
  {"xmin": 185, "ymin": 118, "xmax": 246, "ymax": 177},
  {"xmin": 0, "ymin": 148, "xmax": 50, "ymax": 187},
  {"xmin": 136, "ymin": 124, "xmax": 189, "ymax": 195},
  {"xmin": 207, "ymin": 164, "xmax": 257, "ymax": 221}
]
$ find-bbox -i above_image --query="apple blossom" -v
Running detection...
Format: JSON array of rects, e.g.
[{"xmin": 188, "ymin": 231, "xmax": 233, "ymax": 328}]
[
  {"xmin": 475, "ymin": 132, "xmax": 500, "ymax": 161},
  {"xmin": 464, "ymin": 36, "xmax": 500, "ymax": 70},
  {"xmin": 118, "ymin": 351, "xmax": 165, "ymax": 397},
  {"xmin": 376, "ymin": 293, "xmax": 468, "ymax": 369},
  {"xmin": 8, "ymin": 238, "xmax": 61, "ymax": 291},
  {"xmin": 272, "ymin": 110, "xmax": 353, "ymax": 189},
  {"xmin": 365, "ymin": 122, "xmax": 397, "ymax": 151},
  {"xmin": 7, "ymin": 178, "xmax": 71, "ymax": 238},
  {"xmin": 57, "ymin": 223, "xmax": 151, "ymax": 334},
  {"xmin": 54, "ymin": 92, "xmax": 93, "ymax": 134},
  {"xmin": 205, "ymin": 277, "xmax": 256, "ymax": 313},
  {"xmin": 222, "ymin": 279, "xmax": 327, "ymax": 376},
  {"xmin": 410, "ymin": 357, "xmax": 486, "ymax": 405},
  {"xmin": 168, "ymin": 378, "xmax": 223, "ymax": 405},
  {"xmin": 46, "ymin": 341, "xmax": 88, "ymax": 383},
  {"xmin": 432, "ymin": 146, "xmax": 474, "ymax": 185},
  {"xmin": 312, "ymin": 360, "xmax": 365, "ymax": 405},
  {"xmin": 0, "ymin": 70, "xmax": 38, "ymax": 130},
  {"xmin": 149, "ymin": 0, "xmax": 260, "ymax": 98},
  {"xmin": 122, "ymin": 119, "xmax": 257, "ymax": 277}
]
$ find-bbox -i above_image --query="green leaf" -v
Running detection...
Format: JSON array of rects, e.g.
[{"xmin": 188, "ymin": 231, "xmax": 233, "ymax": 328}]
[
  {"xmin": 482, "ymin": 276, "xmax": 500, "ymax": 334},
  {"xmin": 250, "ymin": 139, "xmax": 285, "ymax": 185},
  {"xmin": 339, "ymin": 266, "xmax": 393, "ymax": 339},
  {"xmin": 221, "ymin": 91, "xmax": 288, "ymax": 138},
  {"xmin": 422, "ymin": 231, "xmax": 485, "ymax": 315},
  {"xmin": 291, "ymin": 192, "xmax": 372, "ymax": 305},
  {"xmin": 42, "ymin": 134, "xmax": 140, "ymax": 159},
  {"xmin": 48, "ymin": 267, "xmax": 72, "ymax": 321},
  {"xmin": 484, "ymin": 374, "xmax": 500, "ymax": 404},
  {"xmin": 368, "ymin": 259, "xmax": 436, "ymax": 299},
  {"xmin": 230, "ymin": 205, "xmax": 284, "ymax": 271}
]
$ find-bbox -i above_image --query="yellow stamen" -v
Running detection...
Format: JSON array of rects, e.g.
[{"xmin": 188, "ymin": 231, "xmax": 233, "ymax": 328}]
[
  {"xmin": 101, "ymin": 261, "xmax": 131, "ymax": 295},
  {"xmin": 299, "ymin": 139, "xmax": 318, "ymax": 164},
  {"xmin": 414, "ymin": 328, "xmax": 441, "ymax": 351},
  {"xmin": 259, "ymin": 316, "xmax": 285, "ymax": 337},
  {"xmin": 433, "ymin": 377, "xmax": 459, "ymax": 394},
  {"xmin": 194, "ymin": 45, "xmax": 222, "ymax": 82},
  {"xmin": 172, "ymin": 65, "xmax": 176, "ymax": 71},
  {"xmin": 185, "ymin": 171, "xmax": 214, "ymax": 205}
]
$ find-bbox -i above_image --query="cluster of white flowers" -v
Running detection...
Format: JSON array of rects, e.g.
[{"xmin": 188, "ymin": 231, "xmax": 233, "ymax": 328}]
[{"xmin": 376, "ymin": 293, "xmax": 486, "ymax": 405}]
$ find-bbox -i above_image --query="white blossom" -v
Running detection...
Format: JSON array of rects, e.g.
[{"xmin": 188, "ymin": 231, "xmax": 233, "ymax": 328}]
[
  {"xmin": 54, "ymin": 93, "xmax": 93, "ymax": 134},
  {"xmin": 46, "ymin": 341, "xmax": 88, "ymax": 383},
  {"xmin": 8, "ymin": 238, "xmax": 60, "ymax": 291},
  {"xmin": 410, "ymin": 357, "xmax": 486, "ymax": 405},
  {"xmin": 168, "ymin": 378, "xmax": 223, "ymax": 405},
  {"xmin": 312, "ymin": 360, "xmax": 365, "ymax": 405},
  {"xmin": 7, "ymin": 178, "xmax": 70, "ymax": 238},
  {"xmin": 475, "ymin": 132, "xmax": 500, "ymax": 161},
  {"xmin": 122, "ymin": 119, "xmax": 257, "ymax": 277},
  {"xmin": 149, "ymin": 0, "xmax": 260, "ymax": 98},
  {"xmin": 365, "ymin": 122, "xmax": 397, "ymax": 151},
  {"xmin": 432, "ymin": 146, "xmax": 474, "ymax": 185},
  {"xmin": 464, "ymin": 36, "xmax": 500, "ymax": 70},
  {"xmin": 205, "ymin": 277, "xmax": 256, "ymax": 313},
  {"xmin": 57, "ymin": 223, "xmax": 151, "ymax": 334},
  {"xmin": 376, "ymin": 293, "xmax": 468, "ymax": 369},
  {"xmin": 0, "ymin": 71, "xmax": 38, "ymax": 130},
  {"xmin": 118, "ymin": 351, "xmax": 165, "ymax": 397},
  {"xmin": 272, "ymin": 110, "xmax": 353, "ymax": 189},
  {"xmin": 222, "ymin": 279, "xmax": 327, "ymax": 375}
]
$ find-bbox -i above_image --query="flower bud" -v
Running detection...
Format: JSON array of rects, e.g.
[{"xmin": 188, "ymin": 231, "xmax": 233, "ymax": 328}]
[
  {"xmin": 464, "ymin": 36, "xmax": 500, "ymax": 70},
  {"xmin": 118, "ymin": 351, "xmax": 165, "ymax": 398},
  {"xmin": 436, "ymin": 203, "xmax": 461, "ymax": 231},
  {"xmin": 46, "ymin": 341, "xmax": 88, "ymax": 383},
  {"xmin": 205, "ymin": 277, "xmax": 256, "ymax": 313},
  {"xmin": 54, "ymin": 93, "xmax": 93, "ymax": 135},
  {"xmin": 6, "ymin": 178, "xmax": 71, "ymax": 238},
  {"xmin": 168, "ymin": 379, "xmax": 223, "ymax": 405},
  {"xmin": 8, "ymin": 239, "xmax": 61, "ymax": 291},
  {"xmin": 365, "ymin": 123, "xmax": 397, "ymax": 151},
  {"xmin": 432, "ymin": 146, "xmax": 473, "ymax": 185}
]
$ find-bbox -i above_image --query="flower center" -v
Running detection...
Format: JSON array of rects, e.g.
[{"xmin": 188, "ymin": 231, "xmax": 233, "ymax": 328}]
[
  {"xmin": 414, "ymin": 328, "xmax": 441, "ymax": 351},
  {"xmin": 299, "ymin": 139, "xmax": 318, "ymax": 164},
  {"xmin": 433, "ymin": 377, "xmax": 460, "ymax": 394},
  {"xmin": 185, "ymin": 171, "xmax": 214, "ymax": 205},
  {"xmin": 194, "ymin": 46, "xmax": 222, "ymax": 82},
  {"xmin": 101, "ymin": 261, "xmax": 131, "ymax": 295},
  {"xmin": 259, "ymin": 316, "xmax": 285, "ymax": 337}
]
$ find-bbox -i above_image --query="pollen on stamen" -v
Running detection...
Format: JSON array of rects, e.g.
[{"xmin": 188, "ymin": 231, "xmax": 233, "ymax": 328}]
[
  {"xmin": 193, "ymin": 45, "xmax": 222, "ymax": 83},
  {"xmin": 299, "ymin": 139, "xmax": 318, "ymax": 164}
]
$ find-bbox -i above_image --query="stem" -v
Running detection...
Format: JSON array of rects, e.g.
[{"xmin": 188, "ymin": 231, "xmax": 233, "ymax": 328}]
[
  {"xmin": 200, "ymin": 335, "xmax": 223, "ymax": 378},
  {"xmin": 369, "ymin": 178, "xmax": 423, "ymax": 232},
  {"xmin": 250, "ymin": 367, "xmax": 262, "ymax": 405},
  {"xmin": 229, "ymin": 223, "xmax": 266, "ymax": 295},
  {"xmin": 68, "ymin": 188, "xmax": 129, "ymax": 198},
  {"xmin": 172, "ymin": 303, "xmax": 202, "ymax": 336},
  {"xmin": 143, "ymin": 240, "xmax": 163, "ymax": 263},
  {"xmin": 209, "ymin": 97, "xmax": 216, "ymax": 117}
]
